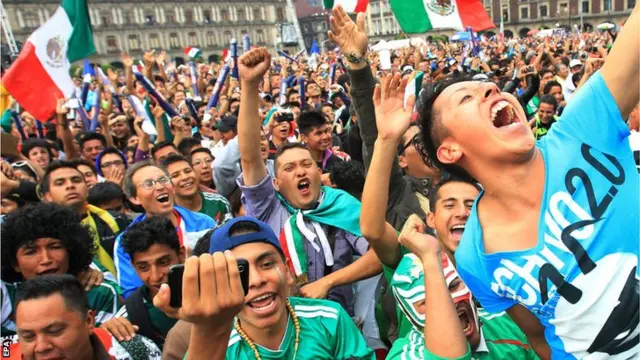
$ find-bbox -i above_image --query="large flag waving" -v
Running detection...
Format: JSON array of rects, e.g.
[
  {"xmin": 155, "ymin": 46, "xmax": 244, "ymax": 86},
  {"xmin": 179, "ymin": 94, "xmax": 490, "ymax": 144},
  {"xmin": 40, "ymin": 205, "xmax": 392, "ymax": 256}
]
[
  {"xmin": 1, "ymin": 0, "xmax": 95, "ymax": 121},
  {"xmin": 391, "ymin": 0, "xmax": 494, "ymax": 33},
  {"xmin": 324, "ymin": 0, "xmax": 369, "ymax": 13}
]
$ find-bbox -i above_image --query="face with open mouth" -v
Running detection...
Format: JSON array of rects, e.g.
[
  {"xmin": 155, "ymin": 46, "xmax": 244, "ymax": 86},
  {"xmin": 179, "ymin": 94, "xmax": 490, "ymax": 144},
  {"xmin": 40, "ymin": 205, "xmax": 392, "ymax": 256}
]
[
  {"xmin": 260, "ymin": 133, "xmax": 270, "ymax": 160},
  {"xmin": 442, "ymin": 254, "xmax": 481, "ymax": 349},
  {"xmin": 167, "ymin": 161, "xmax": 200, "ymax": 198},
  {"xmin": 433, "ymin": 81, "xmax": 534, "ymax": 169},
  {"xmin": 15, "ymin": 238, "xmax": 70, "ymax": 281},
  {"xmin": 132, "ymin": 243, "xmax": 185, "ymax": 299},
  {"xmin": 131, "ymin": 166, "xmax": 175, "ymax": 217},
  {"xmin": 426, "ymin": 181, "xmax": 479, "ymax": 256},
  {"xmin": 274, "ymin": 147, "xmax": 322, "ymax": 210}
]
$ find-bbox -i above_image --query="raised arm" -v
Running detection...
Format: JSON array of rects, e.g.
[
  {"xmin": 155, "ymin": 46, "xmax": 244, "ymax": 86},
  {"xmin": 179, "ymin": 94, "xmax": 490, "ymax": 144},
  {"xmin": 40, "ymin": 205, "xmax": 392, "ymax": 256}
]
[
  {"xmin": 238, "ymin": 48, "xmax": 271, "ymax": 186},
  {"xmin": 600, "ymin": 3, "xmax": 639, "ymax": 119},
  {"xmin": 55, "ymin": 98, "xmax": 80, "ymax": 160},
  {"xmin": 121, "ymin": 53, "xmax": 135, "ymax": 97},
  {"xmin": 360, "ymin": 73, "xmax": 415, "ymax": 267}
]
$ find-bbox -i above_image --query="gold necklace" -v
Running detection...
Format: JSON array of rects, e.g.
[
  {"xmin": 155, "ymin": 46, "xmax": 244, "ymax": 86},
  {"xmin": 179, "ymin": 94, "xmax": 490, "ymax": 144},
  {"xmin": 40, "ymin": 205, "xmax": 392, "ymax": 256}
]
[{"xmin": 234, "ymin": 299, "xmax": 300, "ymax": 360}]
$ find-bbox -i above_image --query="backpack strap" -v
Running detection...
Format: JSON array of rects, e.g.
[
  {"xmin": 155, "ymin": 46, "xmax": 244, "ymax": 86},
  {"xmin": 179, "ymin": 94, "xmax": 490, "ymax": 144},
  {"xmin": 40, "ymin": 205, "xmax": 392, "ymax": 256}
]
[{"xmin": 124, "ymin": 287, "xmax": 158, "ymax": 346}]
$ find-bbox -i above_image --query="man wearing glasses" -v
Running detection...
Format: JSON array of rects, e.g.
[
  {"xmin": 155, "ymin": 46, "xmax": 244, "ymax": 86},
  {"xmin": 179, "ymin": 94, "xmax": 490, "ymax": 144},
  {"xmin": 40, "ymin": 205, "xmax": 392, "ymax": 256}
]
[{"xmin": 113, "ymin": 161, "xmax": 215, "ymax": 298}]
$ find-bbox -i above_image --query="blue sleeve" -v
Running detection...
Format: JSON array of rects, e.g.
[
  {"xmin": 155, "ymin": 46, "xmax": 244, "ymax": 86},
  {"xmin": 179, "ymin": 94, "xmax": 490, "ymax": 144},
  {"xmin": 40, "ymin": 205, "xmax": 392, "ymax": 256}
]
[
  {"xmin": 552, "ymin": 71, "xmax": 630, "ymax": 154},
  {"xmin": 114, "ymin": 233, "xmax": 143, "ymax": 299}
]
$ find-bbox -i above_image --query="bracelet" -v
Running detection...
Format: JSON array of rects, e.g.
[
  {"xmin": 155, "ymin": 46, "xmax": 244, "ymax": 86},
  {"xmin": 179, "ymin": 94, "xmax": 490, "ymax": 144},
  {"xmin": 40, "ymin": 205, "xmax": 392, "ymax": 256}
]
[{"xmin": 344, "ymin": 52, "xmax": 367, "ymax": 64}]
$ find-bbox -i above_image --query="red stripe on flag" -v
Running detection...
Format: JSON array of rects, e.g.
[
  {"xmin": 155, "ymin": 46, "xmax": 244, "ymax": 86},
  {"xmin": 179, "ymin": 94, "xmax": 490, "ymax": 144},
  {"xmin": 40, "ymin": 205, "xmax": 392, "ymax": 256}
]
[
  {"xmin": 278, "ymin": 230, "xmax": 296, "ymax": 275},
  {"xmin": 457, "ymin": 0, "xmax": 496, "ymax": 32},
  {"xmin": 1, "ymin": 42, "xmax": 63, "ymax": 121},
  {"xmin": 354, "ymin": 0, "xmax": 369, "ymax": 13}
]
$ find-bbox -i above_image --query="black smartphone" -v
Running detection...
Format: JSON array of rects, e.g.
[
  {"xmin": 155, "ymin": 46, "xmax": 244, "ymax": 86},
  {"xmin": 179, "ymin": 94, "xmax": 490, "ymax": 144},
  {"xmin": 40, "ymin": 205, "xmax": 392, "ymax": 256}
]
[
  {"xmin": 276, "ymin": 113, "xmax": 294, "ymax": 122},
  {"xmin": 168, "ymin": 259, "xmax": 250, "ymax": 308}
]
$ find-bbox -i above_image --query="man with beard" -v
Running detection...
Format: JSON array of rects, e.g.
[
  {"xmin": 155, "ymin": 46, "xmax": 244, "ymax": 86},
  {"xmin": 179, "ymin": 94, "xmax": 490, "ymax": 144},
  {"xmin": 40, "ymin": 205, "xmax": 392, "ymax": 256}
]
[
  {"xmin": 162, "ymin": 154, "xmax": 232, "ymax": 224},
  {"xmin": 388, "ymin": 224, "xmax": 537, "ymax": 359},
  {"xmin": 236, "ymin": 48, "xmax": 381, "ymax": 315},
  {"xmin": 153, "ymin": 217, "xmax": 375, "ymax": 360},
  {"xmin": 422, "ymin": 5, "xmax": 639, "ymax": 359},
  {"xmin": 114, "ymin": 161, "xmax": 215, "ymax": 298}
]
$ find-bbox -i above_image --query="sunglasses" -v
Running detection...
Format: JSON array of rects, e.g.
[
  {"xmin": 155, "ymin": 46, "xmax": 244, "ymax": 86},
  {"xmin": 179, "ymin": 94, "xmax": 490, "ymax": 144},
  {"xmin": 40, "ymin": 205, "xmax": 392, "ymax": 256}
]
[{"xmin": 398, "ymin": 127, "xmax": 436, "ymax": 168}]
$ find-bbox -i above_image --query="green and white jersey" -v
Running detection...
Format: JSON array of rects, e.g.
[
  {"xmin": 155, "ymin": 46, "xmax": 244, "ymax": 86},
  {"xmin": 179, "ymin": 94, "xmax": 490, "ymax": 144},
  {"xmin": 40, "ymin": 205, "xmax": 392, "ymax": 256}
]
[
  {"xmin": 1, "ymin": 279, "xmax": 122, "ymax": 342},
  {"xmin": 208, "ymin": 297, "xmax": 374, "ymax": 359},
  {"xmin": 200, "ymin": 191, "xmax": 233, "ymax": 225}
]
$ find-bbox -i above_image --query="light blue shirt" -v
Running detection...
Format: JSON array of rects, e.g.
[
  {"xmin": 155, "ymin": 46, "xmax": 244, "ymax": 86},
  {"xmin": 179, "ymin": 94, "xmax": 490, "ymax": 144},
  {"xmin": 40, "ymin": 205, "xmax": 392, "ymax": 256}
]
[{"xmin": 456, "ymin": 72, "xmax": 639, "ymax": 359}]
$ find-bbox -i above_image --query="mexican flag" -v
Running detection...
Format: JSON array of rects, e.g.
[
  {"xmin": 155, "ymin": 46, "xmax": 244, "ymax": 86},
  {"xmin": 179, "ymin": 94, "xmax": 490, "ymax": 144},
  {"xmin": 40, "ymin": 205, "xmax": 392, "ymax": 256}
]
[
  {"xmin": 1, "ymin": 0, "xmax": 95, "ymax": 121},
  {"xmin": 390, "ymin": 0, "xmax": 494, "ymax": 33},
  {"xmin": 323, "ymin": 0, "xmax": 369, "ymax": 13},
  {"xmin": 184, "ymin": 46, "xmax": 202, "ymax": 59}
]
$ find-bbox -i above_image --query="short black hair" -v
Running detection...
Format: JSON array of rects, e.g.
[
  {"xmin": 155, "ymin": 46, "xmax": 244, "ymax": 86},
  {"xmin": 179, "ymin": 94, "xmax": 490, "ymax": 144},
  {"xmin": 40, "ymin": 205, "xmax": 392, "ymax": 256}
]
[
  {"xmin": 273, "ymin": 142, "xmax": 314, "ymax": 176},
  {"xmin": 189, "ymin": 147, "xmax": 213, "ymax": 161},
  {"xmin": 121, "ymin": 217, "xmax": 181, "ymax": 260},
  {"xmin": 227, "ymin": 186, "xmax": 243, "ymax": 216},
  {"xmin": 15, "ymin": 274, "xmax": 89, "ymax": 316},
  {"xmin": 21, "ymin": 138, "xmax": 53, "ymax": 161},
  {"xmin": 79, "ymin": 132, "xmax": 107, "ymax": 150},
  {"xmin": 88, "ymin": 181, "xmax": 125, "ymax": 207},
  {"xmin": 161, "ymin": 153, "xmax": 191, "ymax": 170},
  {"xmin": 418, "ymin": 76, "xmax": 475, "ymax": 179},
  {"xmin": 539, "ymin": 69, "xmax": 555, "ymax": 79},
  {"xmin": 328, "ymin": 160, "xmax": 365, "ymax": 199},
  {"xmin": 428, "ymin": 174, "xmax": 482, "ymax": 213},
  {"xmin": 297, "ymin": 111, "xmax": 327, "ymax": 135},
  {"xmin": 40, "ymin": 160, "xmax": 84, "ymax": 195},
  {"xmin": 151, "ymin": 140, "xmax": 178, "ymax": 161},
  {"xmin": 177, "ymin": 138, "xmax": 202, "ymax": 156},
  {"xmin": 1, "ymin": 203, "xmax": 96, "ymax": 282},
  {"xmin": 193, "ymin": 229, "xmax": 214, "ymax": 257},
  {"xmin": 539, "ymin": 94, "xmax": 558, "ymax": 110},
  {"xmin": 543, "ymin": 80, "xmax": 562, "ymax": 95},
  {"xmin": 70, "ymin": 158, "xmax": 97, "ymax": 175},
  {"xmin": 98, "ymin": 147, "xmax": 127, "ymax": 167}
]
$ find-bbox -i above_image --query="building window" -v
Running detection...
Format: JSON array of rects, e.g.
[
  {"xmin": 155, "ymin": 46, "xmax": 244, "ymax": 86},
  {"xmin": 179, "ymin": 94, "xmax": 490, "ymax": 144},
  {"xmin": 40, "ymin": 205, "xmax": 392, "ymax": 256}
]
[
  {"xmin": 603, "ymin": 0, "xmax": 612, "ymax": 11},
  {"xmin": 223, "ymin": 31, "xmax": 232, "ymax": 44},
  {"xmin": 149, "ymin": 34, "xmax": 160, "ymax": 48},
  {"xmin": 520, "ymin": 6, "xmax": 529, "ymax": 19},
  {"xmin": 276, "ymin": 8, "xmax": 285, "ymax": 21},
  {"xmin": 629, "ymin": 0, "xmax": 636, "ymax": 9},
  {"xmin": 169, "ymin": 33, "xmax": 180, "ymax": 49},
  {"xmin": 485, "ymin": 6, "xmax": 492, "ymax": 19},
  {"xmin": 204, "ymin": 10, "xmax": 211, "ymax": 23},
  {"xmin": 502, "ymin": 7, "xmax": 509, "ymax": 22},
  {"xmin": 221, "ymin": 9, "xmax": 230, "ymax": 21},
  {"xmin": 185, "ymin": 9, "xmax": 193, "ymax": 24},
  {"xmin": 206, "ymin": 31, "xmax": 216, "ymax": 46},
  {"xmin": 101, "ymin": 16, "xmax": 110, "ymax": 26},
  {"xmin": 540, "ymin": 4, "xmax": 548, "ymax": 17},
  {"xmin": 253, "ymin": 8, "xmax": 262, "ymax": 21},
  {"xmin": 106, "ymin": 36, "xmax": 118, "ymax": 53},
  {"xmin": 128, "ymin": 34, "xmax": 140, "ymax": 50},
  {"xmin": 237, "ymin": 9, "xmax": 246, "ymax": 21},
  {"xmin": 558, "ymin": 2, "xmax": 569, "ymax": 15},
  {"xmin": 166, "ymin": 13, "xmax": 175, "ymax": 23},
  {"xmin": 188, "ymin": 32, "xmax": 198, "ymax": 45},
  {"xmin": 581, "ymin": 1, "xmax": 589, "ymax": 13},
  {"xmin": 24, "ymin": 12, "xmax": 38, "ymax": 28},
  {"xmin": 256, "ymin": 29, "xmax": 265, "ymax": 43},
  {"xmin": 145, "ymin": 13, "xmax": 155, "ymax": 25},
  {"xmin": 122, "ymin": 12, "xmax": 131, "ymax": 25}
]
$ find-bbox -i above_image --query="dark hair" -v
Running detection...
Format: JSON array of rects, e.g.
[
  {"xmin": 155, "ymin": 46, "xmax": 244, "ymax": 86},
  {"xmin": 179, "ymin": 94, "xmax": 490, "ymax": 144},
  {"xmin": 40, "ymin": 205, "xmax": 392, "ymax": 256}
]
[
  {"xmin": 88, "ymin": 181, "xmax": 125, "ymax": 207},
  {"xmin": 193, "ymin": 229, "xmax": 214, "ymax": 257},
  {"xmin": 70, "ymin": 158, "xmax": 97, "ymax": 175},
  {"xmin": 229, "ymin": 220, "xmax": 261, "ymax": 236},
  {"xmin": 1, "ymin": 203, "xmax": 96, "ymax": 282},
  {"xmin": 177, "ymin": 138, "xmax": 202, "ymax": 156},
  {"xmin": 161, "ymin": 153, "xmax": 191, "ymax": 170},
  {"xmin": 428, "ymin": 174, "xmax": 482, "ymax": 213},
  {"xmin": 539, "ymin": 94, "xmax": 558, "ymax": 110},
  {"xmin": 21, "ymin": 138, "xmax": 53, "ymax": 161},
  {"xmin": 543, "ymin": 80, "xmax": 562, "ymax": 95},
  {"xmin": 151, "ymin": 140, "xmax": 178, "ymax": 161},
  {"xmin": 97, "ymin": 147, "xmax": 128, "ymax": 171},
  {"xmin": 227, "ymin": 186, "xmax": 243, "ymax": 216},
  {"xmin": 189, "ymin": 147, "xmax": 213, "ymax": 161},
  {"xmin": 123, "ymin": 160, "xmax": 168, "ymax": 198},
  {"xmin": 79, "ymin": 132, "xmax": 107, "ymax": 150},
  {"xmin": 297, "ymin": 111, "xmax": 327, "ymax": 135},
  {"xmin": 539, "ymin": 69, "xmax": 555, "ymax": 79},
  {"xmin": 40, "ymin": 160, "xmax": 84, "ymax": 195},
  {"xmin": 121, "ymin": 217, "xmax": 181, "ymax": 260},
  {"xmin": 328, "ymin": 160, "xmax": 365, "ymax": 200},
  {"xmin": 418, "ymin": 76, "xmax": 474, "ymax": 178},
  {"xmin": 273, "ymin": 142, "xmax": 314, "ymax": 176},
  {"xmin": 15, "ymin": 274, "xmax": 89, "ymax": 316}
]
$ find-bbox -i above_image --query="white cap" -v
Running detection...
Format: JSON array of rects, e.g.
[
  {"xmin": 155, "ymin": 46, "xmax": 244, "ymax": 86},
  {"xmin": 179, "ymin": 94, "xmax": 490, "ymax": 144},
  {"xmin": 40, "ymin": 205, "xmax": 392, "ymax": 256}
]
[{"xmin": 569, "ymin": 59, "xmax": 582, "ymax": 68}]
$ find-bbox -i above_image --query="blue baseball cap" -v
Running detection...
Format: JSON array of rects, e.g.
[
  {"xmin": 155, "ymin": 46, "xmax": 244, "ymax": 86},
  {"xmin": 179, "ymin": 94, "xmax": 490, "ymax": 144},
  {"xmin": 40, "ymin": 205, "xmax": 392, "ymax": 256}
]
[{"xmin": 208, "ymin": 216, "xmax": 282, "ymax": 254}]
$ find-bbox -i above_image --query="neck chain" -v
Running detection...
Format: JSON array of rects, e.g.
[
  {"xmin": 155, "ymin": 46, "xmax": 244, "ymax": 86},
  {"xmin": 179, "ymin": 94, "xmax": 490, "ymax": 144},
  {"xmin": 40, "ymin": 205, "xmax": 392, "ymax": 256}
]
[{"xmin": 234, "ymin": 299, "xmax": 300, "ymax": 360}]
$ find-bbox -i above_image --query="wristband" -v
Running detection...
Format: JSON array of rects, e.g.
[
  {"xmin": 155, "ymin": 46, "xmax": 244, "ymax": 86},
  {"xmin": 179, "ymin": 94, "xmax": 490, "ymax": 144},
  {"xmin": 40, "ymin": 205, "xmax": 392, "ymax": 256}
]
[{"xmin": 344, "ymin": 52, "xmax": 367, "ymax": 64}]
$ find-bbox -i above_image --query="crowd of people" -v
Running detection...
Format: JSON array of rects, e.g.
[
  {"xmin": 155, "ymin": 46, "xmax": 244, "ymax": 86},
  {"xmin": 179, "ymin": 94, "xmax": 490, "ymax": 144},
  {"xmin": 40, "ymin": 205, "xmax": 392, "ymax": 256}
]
[{"xmin": 1, "ymin": 3, "xmax": 638, "ymax": 360}]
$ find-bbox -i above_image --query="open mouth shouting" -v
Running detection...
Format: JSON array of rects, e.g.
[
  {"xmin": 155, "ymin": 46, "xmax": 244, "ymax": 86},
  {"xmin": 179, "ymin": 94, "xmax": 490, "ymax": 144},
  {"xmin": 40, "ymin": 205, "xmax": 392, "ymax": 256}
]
[
  {"xmin": 38, "ymin": 268, "xmax": 61, "ymax": 276},
  {"xmin": 297, "ymin": 178, "xmax": 311, "ymax": 196},
  {"xmin": 456, "ymin": 301, "xmax": 476, "ymax": 337},
  {"xmin": 247, "ymin": 292, "xmax": 277, "ymax": 315},
  {"xmin": 490, "ymin": 100, "xmax": 520, "ymax": 129},
  {"xmin": 156, "ymin": 193, "xmax": 170, "ymax": 204},
  {"xmin": 450, "ymin": 224, "xmax": 466, "ymax": 240}
]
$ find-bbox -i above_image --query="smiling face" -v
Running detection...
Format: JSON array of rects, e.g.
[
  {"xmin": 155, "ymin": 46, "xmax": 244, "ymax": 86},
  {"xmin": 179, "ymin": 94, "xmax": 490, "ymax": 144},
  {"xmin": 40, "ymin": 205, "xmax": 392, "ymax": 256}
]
[
  {"xmin": 14, "ymin": 238, "xmax": 70, "ymax": 280},
  {"xmin": 232, "ymin": 242, "xmax": 293, "ymax": 334},
  {"xmin": 426, "ymin": 181, "xmax": 478, "ymax": 257},
  {"xmin": 129, "ymin": 166, "xmax": 175, "ymax": 217},
  {"xmin": 537, "ymin": 102, "xmax": 556, "ymax": 124},
  {"xmin": 274, "ymin": 147, "xmax": 322, "ymax": 210},
  {"xmin": 132, "ymin": 243, "xmax": 184, "ymax": 299},
  {"xmin": 300, "ymin": 124, "xmax": 332, "ymax": 154},
  {"xmin": 109, "ymin": 120, "xmax": 130, "ymax": 139},
  {"xmin": 27, "ymin": 146, "xmax": 51, "ymax": 168},
  {"xmin": 433, "ymin": 81, "xmax": 534, "ymax": 174},
  {"xmin": 166, "ymin": 160, "xmax": 199, "ymax": 199},
  {"xmin": 44, "ymin": 168, "xmax": 88, "ymax": 211},
  {"xmin": 81, "ymin": 140, "xmax": 105, "ymax": 163}
]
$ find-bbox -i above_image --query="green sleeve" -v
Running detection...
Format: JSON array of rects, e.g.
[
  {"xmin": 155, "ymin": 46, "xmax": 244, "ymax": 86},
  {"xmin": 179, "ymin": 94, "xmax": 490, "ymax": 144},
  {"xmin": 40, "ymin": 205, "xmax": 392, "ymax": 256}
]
[
  {"xmin": 333, "ymin": 305, "xmax": 376, "ymax": 360},
  {"xmin": 387, "ymin": 332, "xmax": 472, "ymax": 360},
  {"xmin": 88, "ymin": 281, "xmax": 122, "ymax": 327}
]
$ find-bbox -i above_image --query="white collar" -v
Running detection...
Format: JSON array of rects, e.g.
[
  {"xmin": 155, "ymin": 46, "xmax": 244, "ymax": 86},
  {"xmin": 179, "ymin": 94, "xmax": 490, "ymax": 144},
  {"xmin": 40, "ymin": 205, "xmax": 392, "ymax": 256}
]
[{"xmin": 474, "ymin": 328, "xmax": 489, "ymax": 354}]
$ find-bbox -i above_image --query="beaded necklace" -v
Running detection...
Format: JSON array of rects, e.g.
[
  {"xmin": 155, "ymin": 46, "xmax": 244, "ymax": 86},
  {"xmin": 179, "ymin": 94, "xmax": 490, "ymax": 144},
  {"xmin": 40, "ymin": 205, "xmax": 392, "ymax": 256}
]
[{"xmin": 234, "ymin": 299, "xmax": 300, "ymax": 360}]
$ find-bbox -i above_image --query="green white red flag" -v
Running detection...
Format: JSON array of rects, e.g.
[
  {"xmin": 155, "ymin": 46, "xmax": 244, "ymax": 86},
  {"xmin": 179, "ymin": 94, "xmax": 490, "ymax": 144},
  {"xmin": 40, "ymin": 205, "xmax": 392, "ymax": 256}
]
[
  {"xmin": 390, "ymin": 0, "xmax": 495, "ymax": 33},
  {"xmin": 1, "ymin": 0, "xmax": 95, "ymax": 121},
  {"xmin": 323, "ymin": 0, "xmax": 369, "ymax": 13}
]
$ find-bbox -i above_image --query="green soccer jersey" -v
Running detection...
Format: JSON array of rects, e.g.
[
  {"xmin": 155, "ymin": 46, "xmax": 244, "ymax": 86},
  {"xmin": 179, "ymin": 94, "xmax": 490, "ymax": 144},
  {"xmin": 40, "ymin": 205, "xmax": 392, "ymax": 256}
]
[
  {"xmin": 188, "ymin": 297, "xmax": 375, "ymax": 360},
  {"xmin": 115, "ymin": 286, "xmax": 178, "ymax": 339},
  {"xmin": 381, "ymin": 245, "xmax": 413, "ymax": 340},
  {"xmin": 386, "ymin": 310, "xmax": 539, "ymax": 360},
  {"xmin": 1, "ymin": 279, "xmax": 122, "ymax": 342},
  {"xmin": 199, "ymin": 191, "xmax": 233, "ymax": 224}
]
